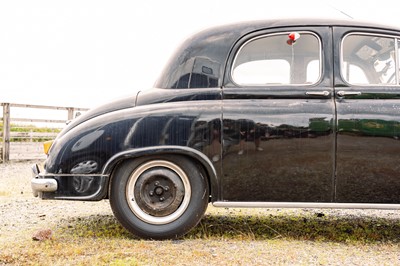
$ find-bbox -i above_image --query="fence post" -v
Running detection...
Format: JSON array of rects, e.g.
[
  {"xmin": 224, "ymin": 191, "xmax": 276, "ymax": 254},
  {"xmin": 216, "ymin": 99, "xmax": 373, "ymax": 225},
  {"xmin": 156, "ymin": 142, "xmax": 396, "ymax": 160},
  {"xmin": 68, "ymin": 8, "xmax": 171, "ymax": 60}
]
[
  {"xmin": 67, "ymin": 107, "xmax": 74, "ymax": 121},
  {"xmin": 2, "ymin": 103, "xmax": 10, "ymax": 162}
]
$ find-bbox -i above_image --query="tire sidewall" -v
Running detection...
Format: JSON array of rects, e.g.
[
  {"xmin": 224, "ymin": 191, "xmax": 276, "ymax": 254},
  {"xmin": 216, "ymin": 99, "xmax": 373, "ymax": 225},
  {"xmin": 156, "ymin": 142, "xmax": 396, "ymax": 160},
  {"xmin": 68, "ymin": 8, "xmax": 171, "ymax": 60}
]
[{"xmin": 110, "ymin": 155, "xmax": 208, "ymax": 239}]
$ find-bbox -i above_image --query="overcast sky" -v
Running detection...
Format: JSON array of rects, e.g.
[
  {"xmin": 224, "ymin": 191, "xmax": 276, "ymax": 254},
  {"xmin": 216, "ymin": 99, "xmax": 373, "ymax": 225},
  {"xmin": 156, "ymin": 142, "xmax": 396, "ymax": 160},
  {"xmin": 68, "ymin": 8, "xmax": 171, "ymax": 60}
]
[{"xmin": 1, "ymin": 0, "xmax": 399, "ymax": 109}]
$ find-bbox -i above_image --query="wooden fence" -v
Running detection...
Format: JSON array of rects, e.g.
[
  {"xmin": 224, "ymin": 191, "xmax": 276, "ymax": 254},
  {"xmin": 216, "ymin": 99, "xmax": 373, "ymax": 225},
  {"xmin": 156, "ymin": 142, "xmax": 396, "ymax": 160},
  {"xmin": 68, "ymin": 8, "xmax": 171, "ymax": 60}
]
[{"xmin": 1, "ymin": 103, "xmax": 89, "ymax": 162}]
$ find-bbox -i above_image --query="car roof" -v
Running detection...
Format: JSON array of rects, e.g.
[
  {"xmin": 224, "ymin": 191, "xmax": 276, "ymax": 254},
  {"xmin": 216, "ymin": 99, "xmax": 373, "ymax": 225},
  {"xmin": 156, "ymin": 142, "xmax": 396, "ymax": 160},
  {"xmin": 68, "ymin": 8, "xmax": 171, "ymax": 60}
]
[
  {"xmin": 210, "ymin": 18, "xmax": 400, "ymax": 31},
  {"xmin": 154, "ymin": 19, "xmax": 400, "ymax": 89}
]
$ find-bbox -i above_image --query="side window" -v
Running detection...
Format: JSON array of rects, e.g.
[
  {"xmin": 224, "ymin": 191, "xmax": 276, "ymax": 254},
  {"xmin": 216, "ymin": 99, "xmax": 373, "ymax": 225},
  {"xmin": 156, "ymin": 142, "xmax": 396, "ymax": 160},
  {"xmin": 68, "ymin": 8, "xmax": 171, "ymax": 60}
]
[
  {"xmin": 232, "ymin": 32, "xmax": 321, "ymax": 86},
  {"xmin": 341, "ymin": 34, "xmax": 399, "ymax": 85}
]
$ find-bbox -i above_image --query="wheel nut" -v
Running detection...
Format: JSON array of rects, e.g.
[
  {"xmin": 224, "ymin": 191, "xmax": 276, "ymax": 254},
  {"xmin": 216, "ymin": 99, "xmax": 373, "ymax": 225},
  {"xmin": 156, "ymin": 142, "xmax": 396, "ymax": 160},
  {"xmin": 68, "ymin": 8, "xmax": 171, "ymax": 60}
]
[
  {"xmin": 149, "ymin": 191, "xmax": 154, "ymax": 196},
  {"xmin": 165, "ymin": 186, "xmax": 169, "ymax": 191},
  {"xmin": 155, "ymin": 187, "xmax": 163, "ymax": 195},
  {"xmin": 155, "ymin": 181, "xmax": 160, "ymax": 186},
  {"xmin": 159, "ymin": 197, "xmax": 164, "ymax": 202}
]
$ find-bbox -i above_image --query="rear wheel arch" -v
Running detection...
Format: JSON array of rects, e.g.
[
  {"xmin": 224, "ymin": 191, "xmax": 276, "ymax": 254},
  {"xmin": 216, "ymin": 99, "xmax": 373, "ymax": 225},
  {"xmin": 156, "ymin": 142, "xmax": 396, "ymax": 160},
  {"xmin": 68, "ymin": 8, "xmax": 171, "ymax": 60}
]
[{"xmin": 104, "ymin": 147, "xmax": 218, "ymax": 200}]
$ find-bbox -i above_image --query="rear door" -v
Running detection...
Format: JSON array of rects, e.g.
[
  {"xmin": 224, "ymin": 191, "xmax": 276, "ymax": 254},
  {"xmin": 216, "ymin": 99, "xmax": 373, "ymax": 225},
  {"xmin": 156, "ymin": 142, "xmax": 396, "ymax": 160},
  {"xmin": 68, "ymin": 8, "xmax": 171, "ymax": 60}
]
[
  {"xmin": 220, "ymin": 27, "xmax": 336, "ymax": 202},
  {"xmin": 334, "ymin": 27, "xmax": 400, "ymax": 203}
]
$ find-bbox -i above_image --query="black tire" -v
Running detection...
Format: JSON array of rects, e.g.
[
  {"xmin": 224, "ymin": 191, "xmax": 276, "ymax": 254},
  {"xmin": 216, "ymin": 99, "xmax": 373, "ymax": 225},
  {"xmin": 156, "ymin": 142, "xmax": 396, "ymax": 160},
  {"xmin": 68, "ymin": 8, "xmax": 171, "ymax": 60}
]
[{"xmin": 109, "ymin": 155, "xmax": 209, "ymax": 239}]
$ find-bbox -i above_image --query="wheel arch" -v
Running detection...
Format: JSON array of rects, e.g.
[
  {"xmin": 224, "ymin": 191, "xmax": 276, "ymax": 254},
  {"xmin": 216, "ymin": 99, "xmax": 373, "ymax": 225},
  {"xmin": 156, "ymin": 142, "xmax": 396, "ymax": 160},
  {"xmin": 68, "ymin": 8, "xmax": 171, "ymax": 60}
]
[{"xmin": 102, "ymin": 146, "xmax": 219, "ymax": 201}]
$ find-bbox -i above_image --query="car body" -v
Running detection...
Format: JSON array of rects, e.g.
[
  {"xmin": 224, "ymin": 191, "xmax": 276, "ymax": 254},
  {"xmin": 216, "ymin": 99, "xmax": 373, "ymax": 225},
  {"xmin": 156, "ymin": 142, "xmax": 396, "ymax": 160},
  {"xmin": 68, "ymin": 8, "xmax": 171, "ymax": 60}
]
[{"xmin": 31, "ymin": 19, "xmax": 400, "ymax": 239}]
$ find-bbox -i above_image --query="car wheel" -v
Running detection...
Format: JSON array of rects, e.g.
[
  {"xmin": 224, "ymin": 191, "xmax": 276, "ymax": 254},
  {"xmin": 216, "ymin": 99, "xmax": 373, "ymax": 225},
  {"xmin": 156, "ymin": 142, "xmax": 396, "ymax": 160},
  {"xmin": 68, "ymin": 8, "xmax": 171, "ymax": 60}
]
[{"xmin": 109, "ymin": 155, "xmax": 209, "ymax": 239}]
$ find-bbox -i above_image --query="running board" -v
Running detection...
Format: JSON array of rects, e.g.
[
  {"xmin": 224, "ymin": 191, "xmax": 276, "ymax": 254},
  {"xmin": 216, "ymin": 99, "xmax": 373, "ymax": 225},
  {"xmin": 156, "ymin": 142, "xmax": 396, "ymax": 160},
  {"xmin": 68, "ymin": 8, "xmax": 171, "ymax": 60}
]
[{"xmin": 212, "ymin": 201, "xmax": 400, "ymax": 210}]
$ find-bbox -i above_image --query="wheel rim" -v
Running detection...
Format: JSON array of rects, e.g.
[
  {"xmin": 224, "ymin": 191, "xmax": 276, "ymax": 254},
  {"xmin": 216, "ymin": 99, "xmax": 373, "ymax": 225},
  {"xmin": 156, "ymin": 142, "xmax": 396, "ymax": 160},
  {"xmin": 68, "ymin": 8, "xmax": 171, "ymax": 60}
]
[{"xmin": 126, "ymin": 160, "xmax": 191, "ymax": 225}]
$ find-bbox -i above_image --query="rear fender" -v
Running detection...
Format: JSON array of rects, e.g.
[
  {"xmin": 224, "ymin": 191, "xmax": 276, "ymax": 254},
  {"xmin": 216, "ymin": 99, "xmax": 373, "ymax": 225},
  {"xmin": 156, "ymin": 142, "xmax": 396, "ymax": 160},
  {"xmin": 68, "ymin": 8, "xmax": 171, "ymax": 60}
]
[{"xmin": 102, "ymin": 146, "xmax": 219, "ymax": 201}]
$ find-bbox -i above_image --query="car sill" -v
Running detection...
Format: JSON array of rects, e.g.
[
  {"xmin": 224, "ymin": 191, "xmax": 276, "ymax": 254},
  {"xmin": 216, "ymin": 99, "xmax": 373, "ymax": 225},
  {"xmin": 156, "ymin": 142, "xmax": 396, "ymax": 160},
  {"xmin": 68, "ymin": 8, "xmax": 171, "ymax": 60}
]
[{"xmin": 213, "ymin": 201, "xmax": 400, "ymax": 210}]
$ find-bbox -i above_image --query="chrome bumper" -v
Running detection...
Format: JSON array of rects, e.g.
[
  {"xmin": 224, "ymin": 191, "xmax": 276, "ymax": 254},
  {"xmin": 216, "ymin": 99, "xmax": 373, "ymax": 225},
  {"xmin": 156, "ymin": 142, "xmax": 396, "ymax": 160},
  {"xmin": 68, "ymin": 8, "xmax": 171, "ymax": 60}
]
[{"xmin": 31, "ymin": 164, "xmax": 58, "ymax": 197}]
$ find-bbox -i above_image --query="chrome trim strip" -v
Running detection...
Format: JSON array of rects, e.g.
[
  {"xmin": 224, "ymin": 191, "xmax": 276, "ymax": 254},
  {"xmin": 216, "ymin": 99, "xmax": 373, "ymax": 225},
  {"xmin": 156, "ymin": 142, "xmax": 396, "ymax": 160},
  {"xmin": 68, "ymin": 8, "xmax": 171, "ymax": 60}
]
[
  {"xmin": 340, "ymin": 32, "xmax": 400, "ymax": 87},
  {"xmin": 54, "ymin": 176, "xmax": 108, "ymax": 201},
  {"xmin": 38, "ymin": 173, "xmax": 109, "ymax": 177},
  {"xmin": 231, "ymin": 31, "xmax": 323, "ymax": 87},
  {"xmin": 396, "ymin": 38, "xmax": 399, "ymax": 85},
  {"xmin": 213, "ymin": 201, "xmax": 400, "ymax": 210}
]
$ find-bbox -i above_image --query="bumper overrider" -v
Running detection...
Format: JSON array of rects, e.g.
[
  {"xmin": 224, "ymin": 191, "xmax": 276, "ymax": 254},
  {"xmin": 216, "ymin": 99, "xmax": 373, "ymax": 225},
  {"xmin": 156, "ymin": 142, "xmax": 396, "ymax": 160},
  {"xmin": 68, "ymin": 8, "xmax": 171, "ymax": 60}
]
[{"xmin": 31, "ymin": 164, "xmax": 58, "ymax": 197}]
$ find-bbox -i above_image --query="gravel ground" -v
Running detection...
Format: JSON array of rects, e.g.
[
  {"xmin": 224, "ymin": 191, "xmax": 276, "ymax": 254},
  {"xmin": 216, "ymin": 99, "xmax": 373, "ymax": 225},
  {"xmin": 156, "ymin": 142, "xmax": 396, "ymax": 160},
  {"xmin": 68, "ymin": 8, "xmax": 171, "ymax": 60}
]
[
  {"xmin": 0, "ymin": 161, "xmax": 113, "ymax": 242},
  {"xmin": 1, "ymin": 161, "xmax": 400, "ymax": 265}
]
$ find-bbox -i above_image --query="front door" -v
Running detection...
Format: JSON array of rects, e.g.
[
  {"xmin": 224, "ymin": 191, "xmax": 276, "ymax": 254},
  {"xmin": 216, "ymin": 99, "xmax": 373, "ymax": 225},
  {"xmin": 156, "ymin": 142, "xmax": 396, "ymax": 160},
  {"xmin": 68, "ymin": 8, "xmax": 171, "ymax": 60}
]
[
  {"xmin": 221, "ymin": 27, "xmax": 336, "ymax": 202},
  {"xmin": 334, "ymin": 27, "xmax": 400, "ymax": 203}
]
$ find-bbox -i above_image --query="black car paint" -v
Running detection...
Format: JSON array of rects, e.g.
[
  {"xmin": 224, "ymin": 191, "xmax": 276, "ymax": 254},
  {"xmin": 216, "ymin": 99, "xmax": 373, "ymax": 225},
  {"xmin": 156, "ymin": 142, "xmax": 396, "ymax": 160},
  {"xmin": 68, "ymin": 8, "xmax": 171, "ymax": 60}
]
[
  {"xmin": 333, "ymin": 26, "xmax": 400, "ymax": 203},
  {"xmin": 41, "ymin": 19, "xmax": 400, "ymax": 205},
  {"xmin": 220, "ymin": 26, "xmax": 335, "ymax": 202}
]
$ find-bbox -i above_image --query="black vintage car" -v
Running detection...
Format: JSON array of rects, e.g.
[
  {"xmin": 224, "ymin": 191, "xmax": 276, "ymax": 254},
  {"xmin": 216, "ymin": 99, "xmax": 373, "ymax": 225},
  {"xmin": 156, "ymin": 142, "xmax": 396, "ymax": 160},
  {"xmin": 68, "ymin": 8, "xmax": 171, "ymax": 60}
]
[{"xmin": 32, "ymin": 19, "xmax": 400, "ymax": 239}]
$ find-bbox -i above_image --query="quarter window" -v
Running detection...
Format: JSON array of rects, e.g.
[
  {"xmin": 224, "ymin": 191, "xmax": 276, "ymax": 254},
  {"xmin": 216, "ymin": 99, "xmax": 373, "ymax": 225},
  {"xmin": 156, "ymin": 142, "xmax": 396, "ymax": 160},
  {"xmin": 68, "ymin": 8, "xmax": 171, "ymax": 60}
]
[
  {"xmin": 341, "ymin": 34, "xmax": 399, "ymax": 85},
  {"xmin": 232, "ymin": 32, "xmax": 321, "ymax": 86}
]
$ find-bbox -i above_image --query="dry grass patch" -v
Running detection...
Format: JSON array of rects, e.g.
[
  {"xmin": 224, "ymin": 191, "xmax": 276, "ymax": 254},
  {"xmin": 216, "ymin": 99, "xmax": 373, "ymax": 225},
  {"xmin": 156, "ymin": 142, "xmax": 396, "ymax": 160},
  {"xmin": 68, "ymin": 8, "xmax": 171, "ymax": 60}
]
[
  {"xmin": 190, "ymin": 208, "xmax": 400, "ymax": 242},
  {"xmin": 1, "ymin": 206, "xmax": 400, "ymax": 265}
]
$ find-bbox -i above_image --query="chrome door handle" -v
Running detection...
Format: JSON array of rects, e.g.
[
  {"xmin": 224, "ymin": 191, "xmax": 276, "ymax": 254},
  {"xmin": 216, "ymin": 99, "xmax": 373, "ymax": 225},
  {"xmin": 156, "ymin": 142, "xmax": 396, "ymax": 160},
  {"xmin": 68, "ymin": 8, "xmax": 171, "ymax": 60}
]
[
  {"xmin": 305, "ymin": 91, "xmax": 330, "ymax": 96},
  {"xmin": 337, "ymin": 91, "xmax": 362, "ymax": 97}
]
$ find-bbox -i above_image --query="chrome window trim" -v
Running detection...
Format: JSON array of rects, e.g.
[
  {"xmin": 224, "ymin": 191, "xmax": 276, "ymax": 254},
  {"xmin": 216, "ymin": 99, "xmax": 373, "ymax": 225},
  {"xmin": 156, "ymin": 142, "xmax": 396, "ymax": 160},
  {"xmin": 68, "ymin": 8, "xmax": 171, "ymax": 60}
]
[
  {"xmin": 340, "ymin": 32, "xmax": 400, "ymax": 87},
  {"xmin": 231, "ymin": 31, "xmax": 323, "ymax": 87},
  {"xmin": 396, "ymin": 39, "xmax": 399, "ymax": 85}
]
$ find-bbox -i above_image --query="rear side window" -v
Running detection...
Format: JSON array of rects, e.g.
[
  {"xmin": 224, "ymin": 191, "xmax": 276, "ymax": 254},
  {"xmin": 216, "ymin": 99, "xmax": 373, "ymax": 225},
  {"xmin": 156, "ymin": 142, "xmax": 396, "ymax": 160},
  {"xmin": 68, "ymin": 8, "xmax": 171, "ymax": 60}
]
[
  {"xmin": 341, "ymin": 34, "xmax": 400, "ymax": 85},
  {"xmin": 232, "ymin": 32, "xmax": 321, "ymax": 86}
]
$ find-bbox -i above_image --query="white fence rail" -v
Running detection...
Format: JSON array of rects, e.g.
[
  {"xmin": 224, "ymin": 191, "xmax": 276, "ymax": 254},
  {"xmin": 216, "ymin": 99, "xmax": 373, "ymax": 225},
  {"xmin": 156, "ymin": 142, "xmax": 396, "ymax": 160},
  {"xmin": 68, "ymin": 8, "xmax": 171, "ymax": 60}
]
[{"xmin": 1, "ymin": 103, "xmax": 88, "ymax": 162}]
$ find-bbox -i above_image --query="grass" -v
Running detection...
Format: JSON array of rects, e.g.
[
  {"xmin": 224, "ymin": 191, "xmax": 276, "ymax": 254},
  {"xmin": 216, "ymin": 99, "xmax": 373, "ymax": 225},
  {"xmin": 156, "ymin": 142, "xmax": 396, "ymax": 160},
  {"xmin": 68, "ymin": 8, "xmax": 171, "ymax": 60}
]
[
  {"xmin": 190, "ymin": 210, "xmax": 395, "ymax": 242},
  {"xmin": 56, "ymin": 207, "xmax": 400, "ymax": 243},
  {"xmin": 1, "ymin": 207, "xmax": 399, "ymax": 265},
  {"xmin": 0, "ymin": 123, "xmax": 61, "ymax": 142}
]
